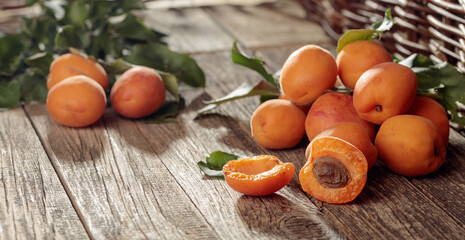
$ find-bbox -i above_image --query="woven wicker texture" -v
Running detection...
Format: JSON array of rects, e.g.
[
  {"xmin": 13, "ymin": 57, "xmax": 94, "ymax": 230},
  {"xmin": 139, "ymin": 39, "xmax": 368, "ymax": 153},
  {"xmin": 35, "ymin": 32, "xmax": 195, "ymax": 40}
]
[{"xmin": 300, "ymin": 0, "xmax": 465, "ymax": 73}]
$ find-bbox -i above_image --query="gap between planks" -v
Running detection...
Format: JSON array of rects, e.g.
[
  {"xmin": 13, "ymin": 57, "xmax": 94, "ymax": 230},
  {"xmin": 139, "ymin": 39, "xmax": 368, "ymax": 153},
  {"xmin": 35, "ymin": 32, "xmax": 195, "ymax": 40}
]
[{"xmin": 21, "ymin": 105, "xmax": 95, "ymax": 240}]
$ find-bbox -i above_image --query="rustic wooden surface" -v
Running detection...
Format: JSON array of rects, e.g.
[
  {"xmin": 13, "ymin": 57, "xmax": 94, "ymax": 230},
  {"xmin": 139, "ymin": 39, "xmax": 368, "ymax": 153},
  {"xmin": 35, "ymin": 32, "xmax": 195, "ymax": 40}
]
[{"xmin": 1, "ymin": 0, "xmax": 465, "ymax": 239}]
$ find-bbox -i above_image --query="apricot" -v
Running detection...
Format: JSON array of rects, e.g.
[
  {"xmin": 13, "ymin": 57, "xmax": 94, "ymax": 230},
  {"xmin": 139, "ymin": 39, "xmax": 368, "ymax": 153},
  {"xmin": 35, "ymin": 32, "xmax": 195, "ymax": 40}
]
[
  {"xmin": 306, "ymin": 122, "xmax": 378, "ymax": 169},
  {"xmin": 46, "ymin": 75, "xmax": 106, "ymax": 127},
  {"xmin": 375, "ymin": 115, "xmax": 446, "ymax": 177},
  {"xmin": 279, "ymin": 45, "xmax": 338, "ymax": 105},
  {"xmin": 278, "ymin": 93, "xmax": 310, "ymax": 113},
  {"xmin": 353, "ymin": 62, "xmax": 417, "ymax": 124},
  {"xmin": 47, "ymin": 53, "xmax": 109, "ymax": 90},
  {"xmin": 305, "ymin": 92, "xmax": 376, "ymax": 141},
  {"xmin": 300, "ymin": 136, "xmax": 368, "ymax": 204},
  {"xmin": 336, "ymin": 40, "xmax": 392, "ymax": 89},
  {"xmin": 222, "ymin": 155, "xmax": 294, "ymax": 196},
  {"xmin": 250, "ymin": 99, "xmax": 306, "ymax": 149},
  {"xmin": 110, "ymin": 66, "xmax": 166, "ymax": 119},
  {"xmin": 408, "ymin": 96, "xmax": 450, "ymax": 145}
]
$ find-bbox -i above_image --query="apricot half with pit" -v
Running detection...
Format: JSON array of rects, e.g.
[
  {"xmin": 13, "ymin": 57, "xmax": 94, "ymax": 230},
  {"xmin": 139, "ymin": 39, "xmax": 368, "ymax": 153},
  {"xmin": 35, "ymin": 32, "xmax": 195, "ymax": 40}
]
[{"xmin": 300, "ymin": 136, "xmax": 368, "ymax": 204}]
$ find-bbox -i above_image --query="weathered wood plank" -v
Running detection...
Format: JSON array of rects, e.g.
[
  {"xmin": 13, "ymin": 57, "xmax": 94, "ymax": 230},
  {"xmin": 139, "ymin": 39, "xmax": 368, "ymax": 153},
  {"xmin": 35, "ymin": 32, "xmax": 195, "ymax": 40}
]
[
  {"xmin": 133, "ymin": 86, "xmax": 345, "ymax": 239},
  {"xmin": 23, "ymin": 105, "xmax": 218, "ymax": 239},
  {"xmin": 194, "ymin": 49, "xmax": 465, "ymax": 238},
  {"xmin": 0, "ymin": 107, "xmax": 88, "ymax": 239},
  {"xmin": 142, "ymin": 7, "xmax": 234, "ymax": 53},
  {"xmin": 204, "ymin": 0, "xmax": 331, "ymax": 49}
]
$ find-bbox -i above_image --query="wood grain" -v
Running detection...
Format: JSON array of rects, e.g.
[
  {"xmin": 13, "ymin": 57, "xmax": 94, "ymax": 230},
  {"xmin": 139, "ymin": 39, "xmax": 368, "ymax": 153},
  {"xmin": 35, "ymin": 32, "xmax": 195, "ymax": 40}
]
[
  {"xmin": 0, "ymin": 108, "xmax": 88, "ymax": 239},
  {"xmin": 142, "ymin": 7, "xmax": 234, "ymax": 53},
  {"xmin": 133, "ymin": 85, "xmax": 344, "ymax": 239},
  {"xmin": 24, "ymin": 105, "xmax": 218, "ymax": 239},
  {"xmin": 204, "ymin": 0, "xmax": 332, "ymax": 49}
]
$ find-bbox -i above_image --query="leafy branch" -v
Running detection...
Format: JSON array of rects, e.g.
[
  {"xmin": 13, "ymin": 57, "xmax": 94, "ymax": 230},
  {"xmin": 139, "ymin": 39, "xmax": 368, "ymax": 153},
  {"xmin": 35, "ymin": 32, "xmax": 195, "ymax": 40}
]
[{"xmin": 0, "ymin": 0, "xmax": 205, "ymax": 123}]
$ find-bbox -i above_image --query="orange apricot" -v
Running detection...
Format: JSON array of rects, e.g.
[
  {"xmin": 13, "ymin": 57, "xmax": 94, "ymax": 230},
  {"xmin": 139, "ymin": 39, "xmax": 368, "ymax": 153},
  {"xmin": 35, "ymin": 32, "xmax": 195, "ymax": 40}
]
[
  {"xmin": 408, "ymin": 96, "xmax": 450, "ymax": 145},
  {"xmin": 375, "ymin": 115, "xmax": 446, "ymax": 177},
  {"xmin": 223, "ymin": 155, "xmax": 294, "ymax": 196},
  {"xmin": 250, "ymin": 99, "xmax": 306, "ymax": 149},
  {"xmin": 305, "ymin": 92, "xmax": 376, "ymax": 141},
  {"xmin": 306, "ymin": 122, "xmax": 378, "ymax": 169},
  {"xmin": 47, "ymin": 53, "xmax": 109, "ymax": 90},
  {"xmin": 279, "ymin": 45, "xmax": 337, "ymax": 105},
  {"xmin": 278, "ymin": 93, "xmax": 310, "ymax": 113},
  {"xmin": 46, "ymin": 75, "xmax": 106, "ymax": 127},
  {"xmin": 353, "ymin": 62, "xmax": 417, "ymax": 125},
  {"xmin": 336, "ymin": 40, "xmax": 392, "ymax": 89},
  {"xmin": 110, "ymin": 66, "xmax": 166, "ymax": 119},
  {"xmin": 300, "ymin": 136, "xmax": 368, "ymax": 204}
]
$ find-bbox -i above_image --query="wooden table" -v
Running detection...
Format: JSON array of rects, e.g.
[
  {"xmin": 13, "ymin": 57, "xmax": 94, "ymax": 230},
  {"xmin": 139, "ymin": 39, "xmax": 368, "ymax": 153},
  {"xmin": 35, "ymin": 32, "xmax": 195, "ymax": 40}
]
[{"xmin": 2, "ymin": 1, "xmax": 465, "ymax": 239}]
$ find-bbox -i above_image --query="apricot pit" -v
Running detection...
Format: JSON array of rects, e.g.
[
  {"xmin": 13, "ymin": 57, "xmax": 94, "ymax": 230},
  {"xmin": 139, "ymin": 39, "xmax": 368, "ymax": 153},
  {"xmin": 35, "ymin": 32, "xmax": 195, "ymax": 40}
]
[{"xmin": 313, "ymin": 156, "xmax": 349, "ymax": 188}]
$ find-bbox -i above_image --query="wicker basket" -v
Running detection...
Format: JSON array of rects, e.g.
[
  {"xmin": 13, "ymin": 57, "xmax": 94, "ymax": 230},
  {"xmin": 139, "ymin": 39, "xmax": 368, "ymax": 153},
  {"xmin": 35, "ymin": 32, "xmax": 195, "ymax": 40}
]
[{"xmin": 300, "ymin": 0, "xmax": 465, "ymax": 73}]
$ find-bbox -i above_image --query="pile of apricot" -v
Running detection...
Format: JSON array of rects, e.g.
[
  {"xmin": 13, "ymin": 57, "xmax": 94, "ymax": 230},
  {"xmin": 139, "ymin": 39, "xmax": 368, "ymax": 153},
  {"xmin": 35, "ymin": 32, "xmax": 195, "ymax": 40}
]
[
  {"xmin": 46, "ymin": 53, "xmax": 166, "ymax": 127},
  {"xmin": 237, "ymin": 40, "xmax": 449, "ymax": 203}
]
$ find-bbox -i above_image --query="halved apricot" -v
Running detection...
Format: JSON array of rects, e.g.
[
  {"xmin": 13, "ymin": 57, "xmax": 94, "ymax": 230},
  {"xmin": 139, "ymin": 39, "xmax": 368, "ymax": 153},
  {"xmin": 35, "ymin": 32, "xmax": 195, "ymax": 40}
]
[
  {"xmin": 300, "ymin": 137, "xmax": 368, "ymax": 204},
  {"xmin": 223, "ymin": 155, "xmax": 295, "ymax": 196}
]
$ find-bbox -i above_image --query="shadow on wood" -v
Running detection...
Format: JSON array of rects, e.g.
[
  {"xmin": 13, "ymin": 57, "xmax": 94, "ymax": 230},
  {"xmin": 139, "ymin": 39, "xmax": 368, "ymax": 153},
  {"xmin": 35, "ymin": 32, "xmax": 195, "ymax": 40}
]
[{"xmin": 236, "ymin": 194, "xmax": 337, "ymax": 239}]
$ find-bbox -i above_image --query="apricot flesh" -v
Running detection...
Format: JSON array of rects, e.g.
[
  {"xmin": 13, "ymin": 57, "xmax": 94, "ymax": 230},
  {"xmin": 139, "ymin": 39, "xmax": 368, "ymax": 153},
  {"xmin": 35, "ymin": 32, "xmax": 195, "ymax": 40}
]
[
  {"xmin": 375, "ymin": 115, "xmax": 446, "ymax": 177},
  {"xmin": 250, "ymin": 99, "xmax": 306, "ymax": 149},
  {"xmin": 300, "ymin": 136, "xmax": 368, "ymax": 204},
  {"xmin": 110, "ymin": 66, "xmax": 166, "ymax": 119},
  {"xmin": 305, "ymin": 92, "xmax": 376, "ymax": 141},
  {"xmin": 408, "ymin": 96, "xmax": 450, "ymax": 145},
  {"xmin": 46, "ymin": 75, "xmax": 106, "ymax": 127},
  {"xmin": 353, "ymin": 62, "xmax": 417, "ymax": 125},
  {"xmin": 47, "ymin": 53, "xmax": 109, "ymax": 90},
  {"xmin": 222, "ymin": 155, "xmax": 294, "ymax": 196},
  {"xmin": 336, "ymin": 40, "xmax": 392, "ymax": 89},
  {"xmin": 279, "ymin": 45, "xmax": 337, "ymax": 105}
]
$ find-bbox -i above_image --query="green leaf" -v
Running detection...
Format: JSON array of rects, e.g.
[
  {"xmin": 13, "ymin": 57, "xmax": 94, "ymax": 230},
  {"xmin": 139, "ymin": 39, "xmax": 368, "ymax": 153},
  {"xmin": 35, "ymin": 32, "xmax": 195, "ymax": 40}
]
[
  {"xmin": 21, "ymin": 16, "xmax": 58, "ymax": 51},
  {"xmin": 197, "ymin": 162, "xmax": 224, "ymax": 179},
  {"xmin": 0, "ymin": 35, "xmax": 24, "ymax": 76},
  {"xmin": 337, "ymin": 8, "xmax": 394, "ymax": 52},
  {"xmin": 198, "ymin": 151, "xmax": 240, "ymax": 179},
  {"xmin": 17, "ymin": 72, "xmax": 48, "ymax": 104},
  {"xmin": 144, "ymin": 99, "xmax": 185, "ymax": 124},
  {"xmin": 336, "ymin": 29, "xmax": 377, "ymax": 52},
  {"xmin": 100, "ymin": 58, "xmax": 134, "ymax": 76},
  {"xmin": 0, "ymin": 79, "xmax": 21, "ymax": 109},
  {"xmin": 66, "ymin": 0, "xmax": 89, "ymax": 27},
  {"xmin": 119, "ymin": 0, "xmax": 146, "ymax": 11},
  {"xmin": 399, "ymin": 54, "xmax": 465, "ymax": 126},
  {"xmin": 55, "ymin": 25, "xmax": 81, "ymax": 50},
  {"xmin": 114, "ymin": 13, "xmax": 163, "ymax": 42},
  {"xmin": 159, "ymin": 72, "xmax": 179, "ymax": 100},
  {"xmin": 25, "ymin": 52, "xmax": 53, "ymax": 72},
  {"xmin": 231, "ymin": 41, "xmax": 277, "ymax": 87},
  {"xmin": 124, "ymin": 43, "xmax": 205, "ymax": 87},
  {"xmin": 197, "ymin": 80, "xmax": 280, "ymax": 116},
  {"xmin": 370, "ymin": 8, "xmax": 394, "ymax": 32}
]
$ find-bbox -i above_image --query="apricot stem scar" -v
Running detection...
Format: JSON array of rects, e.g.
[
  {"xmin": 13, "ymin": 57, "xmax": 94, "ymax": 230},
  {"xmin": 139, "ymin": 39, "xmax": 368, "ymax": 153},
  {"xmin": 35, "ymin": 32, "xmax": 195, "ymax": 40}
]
[
  {"xmin": 375, "ymin": 105, "xmax": 382, "ymax": 112},
  {"xmin": 312, "ymin": 156, "xmax": 350, "ymax": 188}
]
